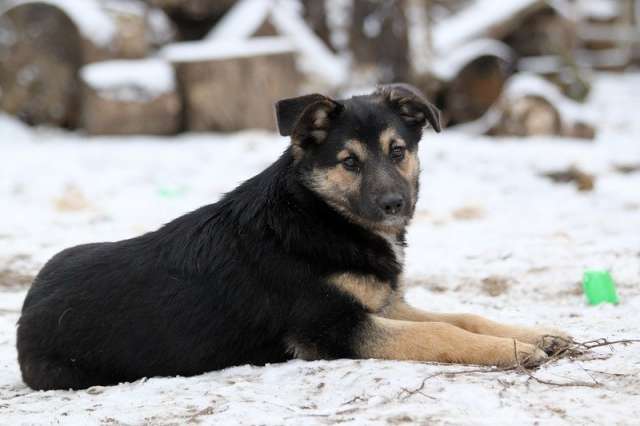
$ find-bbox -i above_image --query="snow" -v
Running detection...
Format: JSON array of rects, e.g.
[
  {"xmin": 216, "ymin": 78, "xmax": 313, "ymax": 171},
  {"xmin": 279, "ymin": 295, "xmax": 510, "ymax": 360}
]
[
  {"xmin": 432, "ymin": 0, "xmax": 543, "ymax": 53},
  {"xmin": 430, "ymin": 38, "xmax": 513, "ymax": 81},
  {"xmin": 1, "ymin": 73, "xmax": 640, "ymax": 424},
  {"xmin": 161, "ymin": 36, "xmax": 296, "ymax": 63},
  {"xmin": 145, "ymin": 7, "xmax": 174, "ymax": 47},
  {"xmin": 206, "ymin": 0, "xmax": 348, "ymax": 87},
  {"xmin": 80, "ymin": 59, "xmax": 175, "ymax": 102},
  {"xmin": 577, "ymin": 0, "xmax": 620, "ymax": 20},
  {"xmin": 4, "ymin": 0, "xmax": 117, "ymax": 46}
]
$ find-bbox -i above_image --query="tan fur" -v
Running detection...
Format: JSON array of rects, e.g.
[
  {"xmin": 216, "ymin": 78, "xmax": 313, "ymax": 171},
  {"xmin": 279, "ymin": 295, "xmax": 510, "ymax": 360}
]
[
  {"xmin": 378, "ymin": 128, "xmax": 419, "ymax": 186},
  {"xmin": 328, "ymin": 273, "xmax": 393, "ymax": 312},
  {"xmin": 311, "ymin": 165, "xmax": 359, "ymax": 197},
  {"xmin": 378, "ymin": 128, "xmax": 397, "ymax": 155},
  {"xmin": 381, "ymin": 297, "xmax": 571, "ymax": 350},
  {"xmin": 313, "ymin": 109, "xmax": 328, "ymax": 128},
  {"xmin": 357, "ymin": 316, "xmax": 547, "ymax": 367},
  {"xmin": 398, "ymin": 151, "xmax": 419, "ymax": 184},
  {"xmin": 306, "ymin": 161, "xmax": 403, "ymax": 234},
  {"xmin": 342, "ymin": 139, "xmax": 368, "ymax": 161}
]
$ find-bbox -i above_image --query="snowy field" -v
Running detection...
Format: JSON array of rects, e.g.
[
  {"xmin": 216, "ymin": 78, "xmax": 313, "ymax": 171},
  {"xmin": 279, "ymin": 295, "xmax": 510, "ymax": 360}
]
[{"xmin": 1, "ymin": 74, "xmax": 639, "ymax": 425}]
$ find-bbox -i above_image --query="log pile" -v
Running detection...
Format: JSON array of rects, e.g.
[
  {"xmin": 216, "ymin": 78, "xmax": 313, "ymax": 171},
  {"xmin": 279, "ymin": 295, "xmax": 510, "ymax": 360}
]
[{"xmin": 1, "ymin": 0, "xmax": 634, "ymax": 138}]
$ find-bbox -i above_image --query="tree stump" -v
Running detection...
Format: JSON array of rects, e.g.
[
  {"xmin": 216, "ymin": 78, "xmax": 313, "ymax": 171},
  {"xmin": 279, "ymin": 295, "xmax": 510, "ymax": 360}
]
[
  {"xmin": 163, "ymin": 37, "xmax": 302, "ymax": 132},
  {"xmin": 80, "ymin": 59, "xmax": 181, "ymax": 135}
]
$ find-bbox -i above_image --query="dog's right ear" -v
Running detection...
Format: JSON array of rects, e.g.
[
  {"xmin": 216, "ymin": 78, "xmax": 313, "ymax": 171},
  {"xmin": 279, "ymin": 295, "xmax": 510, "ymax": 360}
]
[{"xmin": 275, "ymin": 94, "xmax": 343, "ymax": 144}]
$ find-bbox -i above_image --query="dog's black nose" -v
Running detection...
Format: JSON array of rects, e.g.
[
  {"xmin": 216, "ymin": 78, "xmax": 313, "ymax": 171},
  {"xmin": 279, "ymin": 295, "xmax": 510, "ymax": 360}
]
[{"xmin": 378, "ymin": 193, "xmax": 404, "ymax": 215}]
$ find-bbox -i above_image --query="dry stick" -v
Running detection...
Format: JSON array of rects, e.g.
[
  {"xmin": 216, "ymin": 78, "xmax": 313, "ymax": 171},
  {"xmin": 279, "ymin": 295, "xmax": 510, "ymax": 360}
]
[
  {"xmin": 576, "ymin": 338, "xmax": 640, "ymax": 350},
  {"xmin": 512, "ymin": 340, "xmax": 599, "ymax": 388},
  {"xmin": 397, "ymin": 336, "xmax": 639, "ymax": 398},
  {"xmin": 396, "ymin": 366, "xmax": 519, "ymax": 401}
]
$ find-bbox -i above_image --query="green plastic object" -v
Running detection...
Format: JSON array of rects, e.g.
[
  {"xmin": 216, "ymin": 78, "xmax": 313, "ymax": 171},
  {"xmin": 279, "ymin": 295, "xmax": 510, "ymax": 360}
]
[
  {"xmin": 158, "ymin": 185, "xmax": 187, "ymax": 198},
  {"xmin": 583, "ymin": 270, "xmax": 619, "ymax": 305}
]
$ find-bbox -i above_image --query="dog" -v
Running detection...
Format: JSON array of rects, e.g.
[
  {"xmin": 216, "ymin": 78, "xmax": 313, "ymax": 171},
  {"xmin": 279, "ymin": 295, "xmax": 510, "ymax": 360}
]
[{"xmin": 17, "ymin": 84, "xmax": 570, "ymax": 390}]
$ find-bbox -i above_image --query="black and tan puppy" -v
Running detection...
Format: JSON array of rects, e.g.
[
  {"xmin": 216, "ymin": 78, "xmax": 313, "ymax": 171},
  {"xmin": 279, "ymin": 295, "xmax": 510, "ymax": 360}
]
[{"xmin": 17, "ymin": 84, "xmax": 570, "ymax": 390}]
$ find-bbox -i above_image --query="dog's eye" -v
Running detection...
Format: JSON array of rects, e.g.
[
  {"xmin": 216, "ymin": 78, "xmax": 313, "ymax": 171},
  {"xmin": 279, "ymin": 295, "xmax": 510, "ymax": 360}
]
[
  {"xmin": 390, "ymin": 146, "xmax": 405, "ymax": 161},
  {"xmin": 342, "ymin": 156, "xmax": 359, "ymax": 171}
]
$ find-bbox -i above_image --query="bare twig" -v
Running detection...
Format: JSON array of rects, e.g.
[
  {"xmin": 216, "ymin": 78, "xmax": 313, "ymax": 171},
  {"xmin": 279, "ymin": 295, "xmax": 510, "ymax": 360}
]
[{"xmin": 394, "ymin": 336, "xmax": 639, "ymax": 396}]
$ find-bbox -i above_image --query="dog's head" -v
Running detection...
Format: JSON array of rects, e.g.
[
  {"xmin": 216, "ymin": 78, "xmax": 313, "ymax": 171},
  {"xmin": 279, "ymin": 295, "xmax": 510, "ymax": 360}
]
[{"xmin": 276, "ymin": 84, "xmax": 441, "ymax": 234}]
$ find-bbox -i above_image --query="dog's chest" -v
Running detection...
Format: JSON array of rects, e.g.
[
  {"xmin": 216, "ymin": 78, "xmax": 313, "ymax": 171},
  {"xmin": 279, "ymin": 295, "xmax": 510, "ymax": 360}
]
[{"xmin": 327, "ymin": 272, "xmax": 396, "ymax": 312}]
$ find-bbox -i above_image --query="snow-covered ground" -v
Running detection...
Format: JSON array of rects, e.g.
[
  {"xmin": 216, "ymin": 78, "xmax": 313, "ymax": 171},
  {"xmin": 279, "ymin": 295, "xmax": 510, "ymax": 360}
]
[{"xmin": 1, "ymin": 73, "xmax": 639, "ymax": 425}]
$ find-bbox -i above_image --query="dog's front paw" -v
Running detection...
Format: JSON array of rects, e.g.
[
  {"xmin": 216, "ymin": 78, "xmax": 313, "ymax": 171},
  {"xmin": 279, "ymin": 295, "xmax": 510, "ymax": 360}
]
[
  {"xmin": 519, "ymin": 328, "xmax": 573, "ymax": 355},
  {"xmin": 537, "ymin": 330, "xmax": 573, "ymax": 355},
  {"xmin": 514, "ymin": 341, "xmax": 548, "ymax": 368}
]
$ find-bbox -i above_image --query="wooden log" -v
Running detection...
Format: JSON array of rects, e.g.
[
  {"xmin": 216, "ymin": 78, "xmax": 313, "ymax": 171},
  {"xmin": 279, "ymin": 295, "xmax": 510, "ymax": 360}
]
[
  {"xmin": 440, "ymin": 54, "xmax": 511, "ymax": 125},
  {"xmin": 0, "ymin": 3, "xmax": 83, "ymax": 127},
  {"xmin": 163, "ymin": 37, "xmax": 302, "ymax": 132},
  {"xmin": 487, "ymin": 74, "xmax": 596, "ymax": 140},
  {"xmin": 0, "ymin": 1, "xmax": 170, "ymax": 128},
  {"xmin": 491, "ymin": 95, "xmax": 562, "ymax": 137},
  {"xmin": 501, "ymin": 7, "xmax": 577, "ymax": 57},
  {"xmin": 80, "ymin": 59, "xmax": 181, "ymax": 135}
]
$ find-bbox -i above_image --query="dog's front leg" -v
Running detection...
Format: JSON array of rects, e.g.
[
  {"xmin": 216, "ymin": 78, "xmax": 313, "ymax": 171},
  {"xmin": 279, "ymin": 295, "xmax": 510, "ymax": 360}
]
[
  {"xmin": 381, "ymin": 296, "xmax": 571, "ymax": 355},
  {"xmin": 357, "ymin": 316, "xmax": 548, "ymax": 367}
]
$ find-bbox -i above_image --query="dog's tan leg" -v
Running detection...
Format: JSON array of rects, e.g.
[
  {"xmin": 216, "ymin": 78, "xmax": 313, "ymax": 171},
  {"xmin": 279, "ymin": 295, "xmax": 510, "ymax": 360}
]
[
  {"xmin": 381, "ymin": 297, "xmax": 571, "ymax": 354},
  {"xmin": 357, "ymin": 316, "xmax": 547, "ymax": 367}
]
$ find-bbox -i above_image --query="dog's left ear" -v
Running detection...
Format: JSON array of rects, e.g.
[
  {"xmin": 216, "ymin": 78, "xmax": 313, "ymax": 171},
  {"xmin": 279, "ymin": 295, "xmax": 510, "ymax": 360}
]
[
  {"xmin": 377, "ymin": 83, "xmax": 442, "ymax": 133},
  {"xmin": 275, "ymin": 94, "xmax": 339, "ymax": 137}
]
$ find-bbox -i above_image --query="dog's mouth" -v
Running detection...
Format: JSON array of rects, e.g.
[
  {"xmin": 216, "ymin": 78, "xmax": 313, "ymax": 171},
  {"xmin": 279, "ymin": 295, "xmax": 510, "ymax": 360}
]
[
  {"xmin": 379, "ymin": 215, "xmax": 408, "ymax": 227},
  {"xmin": 350, "ymin": 209, "xmax": 411, "ymax": 234}
]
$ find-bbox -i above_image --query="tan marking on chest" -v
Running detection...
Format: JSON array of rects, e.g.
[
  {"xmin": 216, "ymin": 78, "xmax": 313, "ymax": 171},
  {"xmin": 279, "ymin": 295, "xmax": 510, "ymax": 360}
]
[{"xmin": 328, "ymin": 273, "xmax": 394, "ymax": 312}]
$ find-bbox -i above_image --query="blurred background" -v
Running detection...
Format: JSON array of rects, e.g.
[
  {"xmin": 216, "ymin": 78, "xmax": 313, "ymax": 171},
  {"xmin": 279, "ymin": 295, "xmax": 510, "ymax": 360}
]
[{"xmin": 0, "ymin": 0, "xmax": 639, "ymax": 137}]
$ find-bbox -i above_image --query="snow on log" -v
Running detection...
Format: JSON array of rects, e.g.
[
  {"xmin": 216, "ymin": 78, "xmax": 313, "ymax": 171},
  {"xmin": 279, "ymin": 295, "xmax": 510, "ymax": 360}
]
[
  {"xmin": 0, "ymin": 0, "xmax": 173, "ymax": 128},
  {"xmin": 434, "ymin": 39, "xmax": 515, "ymax": 125},
  {"xmin": 432, "ymin": 0, "xmax": 575, "ymax": 57},
  {"xmin": 2, "ymin": 0, "xmax": 167, "ymax": 62},
  {"xmin": 162, "ymin": 37, "xmax": 302, "ymax": 132},
  {"xmin": 80, "ymin": 59, "xmax": 181, "ymax": 135},
  {"xmin": 488, "ymin": 73, "xmax": 596, "ymax": 139}
]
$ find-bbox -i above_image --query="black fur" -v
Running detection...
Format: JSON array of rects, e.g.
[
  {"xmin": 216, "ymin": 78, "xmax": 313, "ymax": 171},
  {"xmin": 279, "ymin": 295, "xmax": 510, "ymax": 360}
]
[{"xmin": 17, "ymin": 85, "xmax": 440, "ymax": 390}]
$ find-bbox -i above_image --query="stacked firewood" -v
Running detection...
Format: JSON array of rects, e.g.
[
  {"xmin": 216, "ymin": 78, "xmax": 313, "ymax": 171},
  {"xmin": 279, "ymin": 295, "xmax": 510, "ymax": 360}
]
[{"xmin": 0, "ymin": 0, "xmax": 637, "ymax": 137}]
